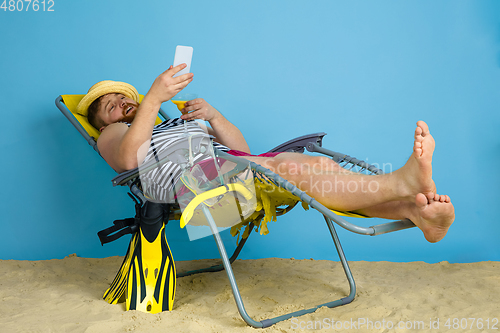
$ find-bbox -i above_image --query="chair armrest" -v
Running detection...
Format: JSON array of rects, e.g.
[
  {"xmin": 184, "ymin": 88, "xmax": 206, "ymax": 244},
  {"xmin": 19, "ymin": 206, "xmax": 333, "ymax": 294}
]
[
  {"xmin": 266, "ymin": 132, "xmax": 327, "ymax": 153},
  {"xmin": 112, "ymin": 167, "xmax": 140, "ymax": 186}
]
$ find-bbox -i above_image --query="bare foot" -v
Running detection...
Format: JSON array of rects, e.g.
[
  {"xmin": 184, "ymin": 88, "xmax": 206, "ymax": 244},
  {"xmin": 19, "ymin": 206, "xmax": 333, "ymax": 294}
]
[
  {"xmin": 395, "ymin": 121, "xmax": 436, "ymax": 200},
  {"xmin": 411, "ymin": 193, "xmax": 455, "ymax": 242}
]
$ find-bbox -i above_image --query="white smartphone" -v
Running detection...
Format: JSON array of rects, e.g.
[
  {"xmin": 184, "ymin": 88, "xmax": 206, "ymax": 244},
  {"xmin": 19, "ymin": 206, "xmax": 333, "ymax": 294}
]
[{"xmin": 173, "ymin": 45, "xmax": 193, "ymax": 77}]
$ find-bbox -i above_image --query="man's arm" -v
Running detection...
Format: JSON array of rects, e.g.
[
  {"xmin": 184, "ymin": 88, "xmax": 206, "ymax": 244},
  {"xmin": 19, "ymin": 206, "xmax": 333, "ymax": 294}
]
[
  {"xmin": 97, "ymin": 65, "xmax": 194, "ymax": 172},
  {"xmin": 181, "ymin": 99, "xmax": 251, "ymax": 153}
]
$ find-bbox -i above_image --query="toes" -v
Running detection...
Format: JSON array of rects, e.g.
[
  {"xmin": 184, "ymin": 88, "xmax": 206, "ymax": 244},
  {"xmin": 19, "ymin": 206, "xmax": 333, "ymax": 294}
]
[
  {"xmin": 413, "ymin": 121, "xmax": 435, "ymax": 160},
  {"xmin": 431, "ymin": 194, "xmax": 449, "ymax": 202},
  {"xmin": 416, "ymin": 120, "xmax": 430, "ymax": 136},
  {"xmin": 431, "ymin": 194, "xmax": 451, "ymax": 203},
  {"xmin": 427, "ymin": 193, "xmax": 452, "ymax": 203},
  {"xmin": 416, "ymin": 193, "xmax": 429, "ymax": 207},
  {"xmin": 415, "ymin": 126, "xmax": 423, "ymax": 139},
  {"xmin": 414, "ymin": 141, "xmax": 423, "ymax": 156}
]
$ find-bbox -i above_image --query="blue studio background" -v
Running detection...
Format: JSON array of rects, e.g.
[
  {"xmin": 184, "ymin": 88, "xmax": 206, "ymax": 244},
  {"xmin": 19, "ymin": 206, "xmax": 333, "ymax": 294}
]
[{"xmin": 1, "ymin": 0, "xmax": 499, "ymax": 263}]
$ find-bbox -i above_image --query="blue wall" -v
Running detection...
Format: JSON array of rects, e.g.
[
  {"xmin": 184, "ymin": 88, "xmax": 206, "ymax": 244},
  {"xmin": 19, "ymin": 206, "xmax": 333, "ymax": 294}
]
[{"xmin": 1, "ymin": 0, "xmax": 499, "ymax": 263}]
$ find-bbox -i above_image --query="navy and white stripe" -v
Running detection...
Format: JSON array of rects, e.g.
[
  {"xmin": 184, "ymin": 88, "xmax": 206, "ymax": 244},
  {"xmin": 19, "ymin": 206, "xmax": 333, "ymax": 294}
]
[{"xmin": 138, "ymin": 118, "xmax": 230, "ymax": 202}]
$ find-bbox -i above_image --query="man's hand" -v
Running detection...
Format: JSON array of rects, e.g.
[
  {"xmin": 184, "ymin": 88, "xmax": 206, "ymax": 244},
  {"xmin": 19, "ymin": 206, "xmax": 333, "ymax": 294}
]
[
  {"xmin": 146, "ymin": 64, "xmax": 193, "ymax": 106},
  {"xmin": 180, "ymin": 98, "xmax": 221, "ymax": 122},
  {"xmin": 181, "ymin": 98, "xmax": 251, "ymax": 153}
]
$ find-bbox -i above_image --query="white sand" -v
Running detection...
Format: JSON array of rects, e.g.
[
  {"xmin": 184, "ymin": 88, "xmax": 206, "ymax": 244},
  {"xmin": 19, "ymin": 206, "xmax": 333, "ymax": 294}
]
[{"xmin": 0, "ymin": 255, "xmax": 498, "ymax": 332}]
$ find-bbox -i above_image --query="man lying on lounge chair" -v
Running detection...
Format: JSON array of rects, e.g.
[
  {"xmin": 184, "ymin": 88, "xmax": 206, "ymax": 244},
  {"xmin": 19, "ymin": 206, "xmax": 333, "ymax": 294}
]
[{"xmin": 76, "ymin": 64, "xmax": 455, "ymax": 243}]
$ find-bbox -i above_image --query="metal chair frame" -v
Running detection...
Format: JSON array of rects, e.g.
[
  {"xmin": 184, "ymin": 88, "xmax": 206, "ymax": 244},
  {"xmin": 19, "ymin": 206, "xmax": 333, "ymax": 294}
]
[{"xmin": 56, "ymin": 95, "xmax": 415, "ymax": 328}]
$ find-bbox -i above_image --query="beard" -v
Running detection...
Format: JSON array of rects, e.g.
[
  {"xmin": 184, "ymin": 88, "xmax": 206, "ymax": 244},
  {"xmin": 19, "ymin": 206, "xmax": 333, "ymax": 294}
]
[{"xmin": 121, "ymin": 101, "xmax": 139, "ymax": 123}]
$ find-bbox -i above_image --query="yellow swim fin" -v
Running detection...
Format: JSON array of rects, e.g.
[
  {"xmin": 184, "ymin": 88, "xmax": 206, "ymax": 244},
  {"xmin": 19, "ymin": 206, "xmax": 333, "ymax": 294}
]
[{"xmin": 103, "ymin": 202, "xmax": 176, "ymax": 313}]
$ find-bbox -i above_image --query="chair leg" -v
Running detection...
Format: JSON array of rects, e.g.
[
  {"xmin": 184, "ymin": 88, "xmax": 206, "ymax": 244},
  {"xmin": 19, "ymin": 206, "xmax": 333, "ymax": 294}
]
[
  {"xmin": 176, "ymin": 222, "xmax": 256, "ymax": 278},
  {"xmin": 201, "ymin": 204, "xmax": 357, "ymax": 328},
  {"xmin": 201, "ymin": 205, "xmax": 264, "ymax": 328},
  {"xmin": 323, "ymin": 215, "xmax": 357, "ymax": 304}
]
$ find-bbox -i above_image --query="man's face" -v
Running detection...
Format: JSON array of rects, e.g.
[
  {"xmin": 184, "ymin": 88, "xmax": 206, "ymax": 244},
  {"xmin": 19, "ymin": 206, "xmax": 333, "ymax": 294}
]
[{"xmin": 97, "ymin": 93, "xmax": 139, "ymax": 131}]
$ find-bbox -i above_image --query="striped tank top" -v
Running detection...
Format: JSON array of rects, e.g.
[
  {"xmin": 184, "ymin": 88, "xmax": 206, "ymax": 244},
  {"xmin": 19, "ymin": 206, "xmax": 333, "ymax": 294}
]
[{"xmin": 137, "ymin": 118, "xmax": 230, "ymax": 202}]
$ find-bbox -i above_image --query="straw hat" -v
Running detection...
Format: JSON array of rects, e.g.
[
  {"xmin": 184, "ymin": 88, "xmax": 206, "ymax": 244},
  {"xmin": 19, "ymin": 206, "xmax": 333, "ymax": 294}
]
[{"xmin": 76, "ymin": 80, "xmax": 140, "ymax": 116}]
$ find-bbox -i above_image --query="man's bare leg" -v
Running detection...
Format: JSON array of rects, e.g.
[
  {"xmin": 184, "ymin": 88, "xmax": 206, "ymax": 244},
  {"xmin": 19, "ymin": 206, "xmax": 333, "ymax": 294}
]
[
  {"xmin": 353, "ymin": 193, "xmax": 455, "ymax": 243},
  {"xmin": 244, "ymin": 121, "xmax": 437, "ymax": 211},
  {"xmin": 349, "ymin": 121, "xmax": 454, "ymax": 242},
  {"xmin": 242, "ymin": 121, "xmax": 454, "ymax": 241}
]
